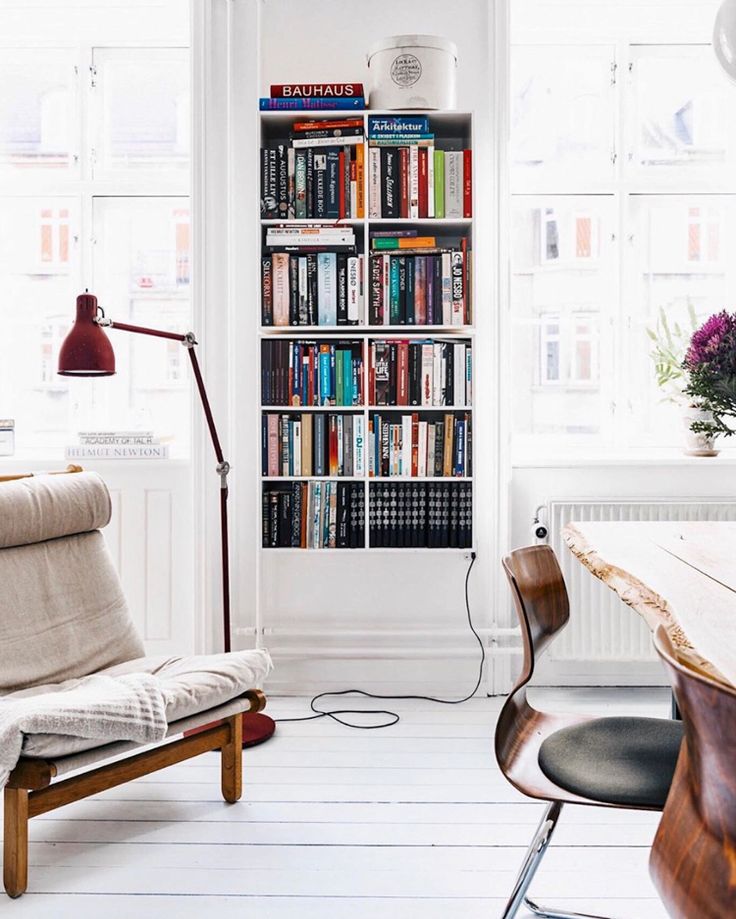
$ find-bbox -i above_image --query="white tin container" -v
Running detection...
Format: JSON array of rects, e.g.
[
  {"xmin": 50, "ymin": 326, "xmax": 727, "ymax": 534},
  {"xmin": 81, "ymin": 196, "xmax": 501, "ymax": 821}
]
[{"xmin": 367, "ymin": 34, "xmax": 458, "ymax": 110}]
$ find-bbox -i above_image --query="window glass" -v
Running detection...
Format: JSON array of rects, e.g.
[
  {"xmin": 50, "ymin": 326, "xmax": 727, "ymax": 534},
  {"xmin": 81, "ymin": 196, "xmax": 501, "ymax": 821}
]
[
  {"xmin": 0, "ymin": 50, "xmax": 77, "ymax": 172},
  {"xmin": 629, "ymin": 46, "xmax": 736, "ymax": 174},
  {"xmin": 91, "ymin": 197, "xmax": 191, "ymax": 447},
  {"xmin": 626, "ymin": 195, "xmax": 736, "ymax": 444},
  {"xmin": 511, "ymin": 196, "xmax": 615, "ymax": 442},
  {"xmin": 511, "ymin": 46, "xmax": 615, "ymax": 190},
  {"xmin": 0, "ymin": 36, "xmax": 190, "ymax": 459},
  {"xmin": 93, "ymin": 48, "xmax": 189, "ymax": 175}
]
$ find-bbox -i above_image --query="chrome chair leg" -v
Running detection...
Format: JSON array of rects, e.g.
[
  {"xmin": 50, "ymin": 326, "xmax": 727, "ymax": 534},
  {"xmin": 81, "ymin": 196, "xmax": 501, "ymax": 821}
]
[
  {"xmin": 499, "ymin": 801, "xmax": 563, "ymax": 919},
  {"xmin": 524, "ymin": 897, "xmax": 613, "ymax": 919}
]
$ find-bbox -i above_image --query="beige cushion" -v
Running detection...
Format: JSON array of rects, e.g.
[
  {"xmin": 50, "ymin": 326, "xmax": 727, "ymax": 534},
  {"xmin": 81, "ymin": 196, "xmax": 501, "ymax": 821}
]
[
  {"xmin": 15, "ymin": 648, "xmax": 272, "ymax": 758},
  {"xmin": 0, "ymin": 531, "xmax": 145, "ymax": 692},
  {"xmin": 0, "ymin": 472, "xmax": 110, "ymax": 549}
]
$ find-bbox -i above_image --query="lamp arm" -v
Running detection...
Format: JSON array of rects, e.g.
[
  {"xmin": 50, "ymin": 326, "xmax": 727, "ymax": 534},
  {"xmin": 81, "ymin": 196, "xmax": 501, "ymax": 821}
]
[{"xmin": 98, "ymin": 315, "xmax": 232, "ymax": 651}]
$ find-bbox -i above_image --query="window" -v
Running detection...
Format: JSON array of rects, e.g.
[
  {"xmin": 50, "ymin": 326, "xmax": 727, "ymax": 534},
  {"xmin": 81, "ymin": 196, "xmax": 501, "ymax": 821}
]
[
  {"xmin": 0, "ymin": 16, "xmax": 190, "ymax": 458},
  {"xmin": 510, "ymin": 11, "xmax": 736, "ymax": 450}
]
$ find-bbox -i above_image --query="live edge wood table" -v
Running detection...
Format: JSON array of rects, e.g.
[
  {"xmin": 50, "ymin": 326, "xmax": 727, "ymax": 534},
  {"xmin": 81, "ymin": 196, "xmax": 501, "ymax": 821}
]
[{"xmin": 562, "ymin": 520, "xmax": 736, "ymax": 687}]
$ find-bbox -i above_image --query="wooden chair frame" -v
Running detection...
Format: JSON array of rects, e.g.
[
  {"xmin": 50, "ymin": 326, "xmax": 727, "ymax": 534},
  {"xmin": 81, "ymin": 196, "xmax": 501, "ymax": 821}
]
[
  {"xmin": 3, "ymin": 689, "xmax": 266, "ymax": 899},
  {"xmin": 497, "ymin": 547, "xmax": 671, "ymax": 919}
]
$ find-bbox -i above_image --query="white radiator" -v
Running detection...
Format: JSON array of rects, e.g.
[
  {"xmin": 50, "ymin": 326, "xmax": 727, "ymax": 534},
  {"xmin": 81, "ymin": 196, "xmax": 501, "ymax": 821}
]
[{"xmin": 547, "ymin": 498, "xmax": 736, "ymax": 663}]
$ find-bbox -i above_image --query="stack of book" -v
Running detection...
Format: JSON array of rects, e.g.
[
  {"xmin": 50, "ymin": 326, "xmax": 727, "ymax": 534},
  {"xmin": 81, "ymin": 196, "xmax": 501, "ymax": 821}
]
[
  {"xmin": 369, "ymin": 481, "xmax": 472, "ymax": 548},
  {"xmin": 261, "ymin": 339, "xmax": 364, "ymax": 406},
  {"xmin": 262, "ymin": 480, "xmax": 365, "ymax": 548},
  {"xmin": 0, "ymin": 419, "xmax": 14, "ymax": 456},
  {"xmin": 367, "ymin": 116, "xmax": 472, "ymax": 219},
  {"xmin": 369, "ymin": 232, "xmax": 470, "ymax": 325},
  {"xmin": 65, "ymin": 431, "xmax": 169, "ymax": 460},
  {"xmin": 261, "ymin": 116, "xmax": 365, "ymax": 220},
  {"xmin": 262, "ymin": 225, "xmax": 364, "ymax": 326},
  {"xmin": 369, "ymin": 411, "xmax": 471, "ymax": 478},
  {"xmin": 259, "ymin": 82, "xmax": 365, "ymax": 111},
  {"xmin": 262, "ymin": 412, "xmax": 366, "ymax": 477},
  {"xmin": 369, "ymin": 339, "xmax": 472, "ymax": 407}
]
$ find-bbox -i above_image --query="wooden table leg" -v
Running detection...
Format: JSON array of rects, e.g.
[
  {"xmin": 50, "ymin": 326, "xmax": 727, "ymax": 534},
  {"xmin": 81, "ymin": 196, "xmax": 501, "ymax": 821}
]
[
  {"xmin": 3, "ymin": 787, "xmax": 29, "ymax": 898},
  {"xmin": 221, "ymin": 714, "xmax": 243, "ymax": 803}
]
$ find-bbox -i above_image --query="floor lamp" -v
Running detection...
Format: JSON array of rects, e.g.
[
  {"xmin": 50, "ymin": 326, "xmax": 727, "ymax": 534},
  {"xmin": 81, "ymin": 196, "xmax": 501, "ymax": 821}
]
[{"xmin": 58, "ymin": 291, "xmax": 275, "ymax": 747}]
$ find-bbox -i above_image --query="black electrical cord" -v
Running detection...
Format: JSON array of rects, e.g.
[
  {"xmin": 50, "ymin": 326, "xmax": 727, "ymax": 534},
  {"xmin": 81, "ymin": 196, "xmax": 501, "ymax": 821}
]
[{"xmin": 275, "ymin": 552, "xmax": 481, "ymax": 729}]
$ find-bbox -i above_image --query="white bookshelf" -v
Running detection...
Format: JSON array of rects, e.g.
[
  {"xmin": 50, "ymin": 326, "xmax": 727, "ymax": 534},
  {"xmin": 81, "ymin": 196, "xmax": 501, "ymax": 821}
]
[{"xmin": 259, "ymin": 110, "xmax": 475, "ymax": 551}]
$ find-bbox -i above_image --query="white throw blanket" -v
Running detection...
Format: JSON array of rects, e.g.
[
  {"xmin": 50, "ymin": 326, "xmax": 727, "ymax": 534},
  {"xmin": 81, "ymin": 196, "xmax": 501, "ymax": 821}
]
[{"xmin": 0, "ymin": 672, "xmax": 167, "ymax": 787}]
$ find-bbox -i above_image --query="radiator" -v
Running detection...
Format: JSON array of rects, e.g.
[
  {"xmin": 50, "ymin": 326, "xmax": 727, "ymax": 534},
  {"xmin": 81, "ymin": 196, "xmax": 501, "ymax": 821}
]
[{"xmin": 547, "ymin": 498, "xmax": 736, "ymax": 663}]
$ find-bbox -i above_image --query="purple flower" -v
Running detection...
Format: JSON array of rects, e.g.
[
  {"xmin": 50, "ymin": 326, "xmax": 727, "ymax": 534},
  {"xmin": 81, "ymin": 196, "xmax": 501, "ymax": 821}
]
[{"xmin": 685, "ymin": 311, "xmax": 736, "ymax": 368}]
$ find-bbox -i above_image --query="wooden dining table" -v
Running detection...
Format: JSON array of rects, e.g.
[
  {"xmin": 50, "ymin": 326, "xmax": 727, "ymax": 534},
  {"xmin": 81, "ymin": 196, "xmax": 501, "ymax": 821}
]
[{"xmin": 561, "ymin": 520, "xmax": 736, "ymax": 687}]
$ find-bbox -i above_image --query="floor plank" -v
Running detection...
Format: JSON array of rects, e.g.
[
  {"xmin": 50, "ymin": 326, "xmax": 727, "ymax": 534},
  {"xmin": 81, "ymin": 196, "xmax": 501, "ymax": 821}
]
[{"xmin": 0, "ymin": 690, "xmax": 670, "ymax": 916}]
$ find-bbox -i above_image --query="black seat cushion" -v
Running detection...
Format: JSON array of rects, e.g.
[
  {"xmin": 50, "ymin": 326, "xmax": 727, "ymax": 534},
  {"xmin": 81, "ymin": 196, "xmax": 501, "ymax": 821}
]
[{"xmin": 538, "ymin": 716, "xmax": 684, "ymax": 808}]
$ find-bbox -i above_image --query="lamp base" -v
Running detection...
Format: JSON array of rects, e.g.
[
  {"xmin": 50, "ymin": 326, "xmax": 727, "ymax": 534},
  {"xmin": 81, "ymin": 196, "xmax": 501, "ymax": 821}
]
[
  {"xmin": 183, "ymin": 711, "xmax": 276, "ymax": 747},
  {"xmin": 242, "ymin": 711, "xmax": 276, "ymax": 747}
]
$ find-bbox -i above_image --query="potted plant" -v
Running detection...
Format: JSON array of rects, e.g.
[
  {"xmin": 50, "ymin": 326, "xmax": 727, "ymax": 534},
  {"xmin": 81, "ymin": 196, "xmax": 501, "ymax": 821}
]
[
  {"xmin": 682, "ymin": 310, "xmax": 736, "ymax": 455},
  {"xmin": 646, "ymin": 304, "xmax": 717, "ymax": 455}
]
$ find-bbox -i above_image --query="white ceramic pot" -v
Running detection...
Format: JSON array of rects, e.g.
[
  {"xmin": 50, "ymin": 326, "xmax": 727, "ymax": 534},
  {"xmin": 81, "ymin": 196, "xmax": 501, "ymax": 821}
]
[
  {"xmin": 682, "ymin": 404, "xmax": 720, "ymax": 456},
  {"xmin": 367, "ymin": 34, "xmax": 458, "ymax": 110}
]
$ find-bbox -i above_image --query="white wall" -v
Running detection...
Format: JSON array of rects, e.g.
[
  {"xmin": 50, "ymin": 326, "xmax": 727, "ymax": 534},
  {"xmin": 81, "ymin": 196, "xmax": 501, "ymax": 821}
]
[{"xmin": 221, "ymin": 0, "xmax": 499, "ymax": 695}]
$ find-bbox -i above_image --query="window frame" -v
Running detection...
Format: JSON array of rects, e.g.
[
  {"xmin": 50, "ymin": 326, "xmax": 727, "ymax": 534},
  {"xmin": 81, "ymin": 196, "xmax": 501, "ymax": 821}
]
[
  {"xmin": 0, "ymin": 42, "xmax": 190, "ymax": 459},
  {"xmin": 510, "ymin": 39, "xmax": 736, "ymax": 451}
]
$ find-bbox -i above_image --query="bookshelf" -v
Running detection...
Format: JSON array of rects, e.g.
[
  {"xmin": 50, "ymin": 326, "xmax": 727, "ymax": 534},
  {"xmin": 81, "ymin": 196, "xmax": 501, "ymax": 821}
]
[{"xmin": 259, "ymin": 110, "xmax": 474, "ymax": 551}]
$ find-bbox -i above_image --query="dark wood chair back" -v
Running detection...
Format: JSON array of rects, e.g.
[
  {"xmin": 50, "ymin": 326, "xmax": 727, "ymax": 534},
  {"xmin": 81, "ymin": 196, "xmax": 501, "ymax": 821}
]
[
  {"xmin": 496, "ymin": 546, "xmax": 573, "ymax": 791},
  {"xmin": 651, "ymin": 625, "xmax": 736, "ymax": 917}
]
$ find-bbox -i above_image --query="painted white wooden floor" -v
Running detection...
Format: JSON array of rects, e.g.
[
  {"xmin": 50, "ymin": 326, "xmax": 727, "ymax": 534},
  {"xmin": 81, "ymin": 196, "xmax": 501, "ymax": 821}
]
[{"xmin": 1, "ymin": 689, "xmax": 672, "ymax": 918}]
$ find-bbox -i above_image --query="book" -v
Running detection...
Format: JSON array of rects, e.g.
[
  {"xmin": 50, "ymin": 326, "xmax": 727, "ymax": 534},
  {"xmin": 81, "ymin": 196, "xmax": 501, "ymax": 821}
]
[
  {"xmin": 434, "ymin": 150, "xmax": 445, "ymax": 219},
  {"xmin": 368, "ymin": 115, "xmax": 429, "ymax": 135},
  {"xmin": 262, "ymin": 479, "xmax": 365, "ymax": 548},
  {"xmin": 292, "ymin": 117, "xmax": 363, "ymax": 132},
  {"xmin": 271, "ymin": 83, "xmax": 364, "ymax": 98},
  {"xmin": 261, "ymin": 339, "xmax": 363, "ymax": 406},
  {"xmin": 77, "ymin": 430, "xmax": 156, "ymax": 445},
  {"xmin": 444, "ymin": 151, "xmax": 463, "ymax": 219},
  {"xmin": 290, "ymin": 134, "xmax": 365, "ymax": 149},
  {"xmin": 260, "ymin": 97, "xmax": 365, "ymax": 110},
  {"xmin": 463, "ymin": 149, "xmax": 472, "ymax": 217},
  {"xmin": 368, "ymin": 481, "xmax": 472, "ymax": 547},
  {"xmin": 369, "ymin": 339, "xmax": 472, "ymax": 407},
  {"xmin": 368, "ymin": 247, "xmax": 468, "ymax": 326},
  {"xmin": 65, "ymin": 445, "xmax": 170, "ymax": 459}
]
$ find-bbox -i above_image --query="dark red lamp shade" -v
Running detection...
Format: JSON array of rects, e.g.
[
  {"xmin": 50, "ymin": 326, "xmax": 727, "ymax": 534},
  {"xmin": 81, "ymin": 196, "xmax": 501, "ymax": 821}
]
[{"xmin": 58, "ymin": 292, "xmax": 116, "ymax": 377}]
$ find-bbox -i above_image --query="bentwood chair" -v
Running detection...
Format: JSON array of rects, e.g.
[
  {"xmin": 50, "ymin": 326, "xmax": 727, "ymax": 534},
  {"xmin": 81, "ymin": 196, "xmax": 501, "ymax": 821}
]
[
  {"xmin": 496, "ymin": 546, "xmax": 684, "ymax": 919},
  {"xmin": 650, "ymin": 626, "xmax": 736, "ymax": 918}
]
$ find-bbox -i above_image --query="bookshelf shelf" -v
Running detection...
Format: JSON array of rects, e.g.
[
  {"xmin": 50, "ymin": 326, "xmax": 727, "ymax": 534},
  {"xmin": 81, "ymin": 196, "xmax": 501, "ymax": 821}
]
[
  {"xmin": 262, "ymin": 547, "xmax": 475, "ymax": 554},
  {"xmin": 261, "ymin": 404, "xmax": 364, "ymax": 411},
  {"xmin": 262, "ymin": 475, "xmax": 364, "ymax": 482},
  {"xmin": 260, "ymin": 326, "xmax": 474, "ymax": 334},
  {"xmin": 366, "ymin": 405, "xmax": 472, "ymax": 411},
  {"xmin": 368, "ymin": 217, "xmax": 472, "ymax": 226},
  {"xmin": 370, "ymin": 476, "xmax": 473, "ymax": 482},
  {"xmin": 259, "ymin": 108, "xmax": 474, "ymax": 552},
  {"xmin": 261, "ymin": 218, "xmax": 363, "ymax": 227}
]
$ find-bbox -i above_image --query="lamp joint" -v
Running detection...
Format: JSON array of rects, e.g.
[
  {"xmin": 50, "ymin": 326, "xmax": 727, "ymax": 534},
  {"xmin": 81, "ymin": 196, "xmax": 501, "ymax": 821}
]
[
  {"xmin": 183, "ymin": 332, "xmax": 198, "ymax": 348},
  {"xmin": 216, "ymin": 461, "xmax": 231, "ymax": 488}
]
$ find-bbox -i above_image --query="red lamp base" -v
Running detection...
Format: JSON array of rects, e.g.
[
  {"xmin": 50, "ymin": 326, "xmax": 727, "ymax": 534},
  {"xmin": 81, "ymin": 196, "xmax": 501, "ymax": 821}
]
[
  {"xmin": 184, "ymin": 711, "xmax": 276, "ymax": 747},
  {"xmin": 241, "ymin": 711, "xmax": 276, "ymax": 747}
]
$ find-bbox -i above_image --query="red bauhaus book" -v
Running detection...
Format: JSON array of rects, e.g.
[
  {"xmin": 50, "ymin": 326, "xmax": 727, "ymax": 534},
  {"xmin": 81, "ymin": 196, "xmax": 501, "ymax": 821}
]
[{"xmin": 270, "ymin": 83, "xmax": 364, "ymax": 98}]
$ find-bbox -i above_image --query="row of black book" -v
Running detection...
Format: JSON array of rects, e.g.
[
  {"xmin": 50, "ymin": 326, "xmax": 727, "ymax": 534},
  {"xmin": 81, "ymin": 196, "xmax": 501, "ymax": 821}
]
[
  {"xmin": 262, "ymin": 481, "xmax": 365, "ymax": 549},
  {"xmin": 260, "ymin": 117, "xmax": 365, "ymax": 220},
  {"xmin": 369, "ymin": 246, "xmax": 470, "ymax": 326},
  {"xmin": 262, "ymin": 412, "xmax": 366, "ymax": 478},
  {"xmin": 261, "ymin": 339, "xmax": 364, "ymax": 407},
  {"xmin": 262, "ymin": 249, "xmax": 363, "ymax": 327},
  {"xmin": 370, "ymin": 339, "xmax": 471, "ymax": 407},
  {"xmin": 369, "ymin": 482, "xmax": 472, "ymax": 548}
]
